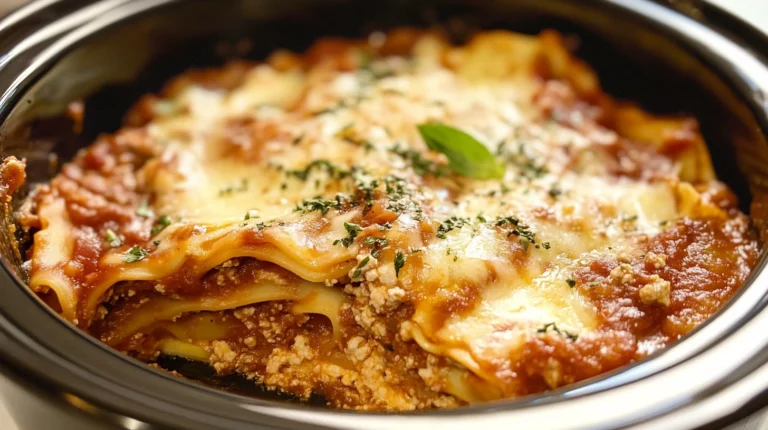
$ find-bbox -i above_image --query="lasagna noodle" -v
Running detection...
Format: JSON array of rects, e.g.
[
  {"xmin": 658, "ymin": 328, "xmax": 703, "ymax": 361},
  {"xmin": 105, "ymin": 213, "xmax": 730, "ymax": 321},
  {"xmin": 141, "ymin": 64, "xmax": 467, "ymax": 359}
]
[
  {"xmin": 28, "ymin": 199, "xmax": 77, "ymax": 321},
  {"xmin": 21, "ymin": 29, "xmax": 757, "ymax": 409},
  {"xmin": 101, "ymin": 281, "xmax": 345, "ymax": 346}
]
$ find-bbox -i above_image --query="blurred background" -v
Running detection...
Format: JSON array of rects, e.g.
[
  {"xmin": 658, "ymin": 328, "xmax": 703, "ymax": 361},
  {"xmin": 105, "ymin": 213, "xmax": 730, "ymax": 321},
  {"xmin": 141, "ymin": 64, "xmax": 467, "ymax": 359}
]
[{"xmin": 0, "ymin": 0, "xmax": 765, "ymax": 429}]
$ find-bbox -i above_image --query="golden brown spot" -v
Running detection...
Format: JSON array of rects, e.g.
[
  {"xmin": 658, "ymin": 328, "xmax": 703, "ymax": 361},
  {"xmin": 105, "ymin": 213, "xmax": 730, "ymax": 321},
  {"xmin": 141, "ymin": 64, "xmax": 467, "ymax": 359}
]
[
  {"xmin": 304, "ymin": 38, "xmax": 359, "ymax": 71},
  {"xmin": 217, "ymin": 117, "xmax": 291, "ymax": 162}
]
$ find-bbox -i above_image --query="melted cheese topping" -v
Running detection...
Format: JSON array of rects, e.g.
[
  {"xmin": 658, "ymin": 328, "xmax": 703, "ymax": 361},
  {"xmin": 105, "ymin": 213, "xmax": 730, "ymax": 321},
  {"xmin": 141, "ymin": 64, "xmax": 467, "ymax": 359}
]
[{"xmin": 25, "ymin": 30, "xmax": 743, "ymax": 405}]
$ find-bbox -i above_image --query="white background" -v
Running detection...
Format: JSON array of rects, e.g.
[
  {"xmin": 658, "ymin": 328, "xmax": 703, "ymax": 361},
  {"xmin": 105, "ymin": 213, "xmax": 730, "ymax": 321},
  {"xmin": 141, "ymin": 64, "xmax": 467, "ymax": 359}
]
[{"xmin": 0, "ymin": 0, "xmax": 765, "ymax": 428}]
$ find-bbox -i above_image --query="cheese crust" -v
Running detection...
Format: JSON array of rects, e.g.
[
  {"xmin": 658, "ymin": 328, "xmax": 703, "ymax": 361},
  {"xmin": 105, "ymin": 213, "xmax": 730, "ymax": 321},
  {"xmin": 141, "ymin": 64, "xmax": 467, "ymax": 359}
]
[{"xmin": 16, "ymin": 29, "xmax": 758, "ymax": 410}]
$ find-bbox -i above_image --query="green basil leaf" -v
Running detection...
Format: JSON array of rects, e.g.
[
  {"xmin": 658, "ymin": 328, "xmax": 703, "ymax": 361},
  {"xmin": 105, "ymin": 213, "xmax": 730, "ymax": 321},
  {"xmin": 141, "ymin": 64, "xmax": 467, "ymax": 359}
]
[{"xmin": 417, "ymin": 123, "xmax": 505, "ymax": 179}]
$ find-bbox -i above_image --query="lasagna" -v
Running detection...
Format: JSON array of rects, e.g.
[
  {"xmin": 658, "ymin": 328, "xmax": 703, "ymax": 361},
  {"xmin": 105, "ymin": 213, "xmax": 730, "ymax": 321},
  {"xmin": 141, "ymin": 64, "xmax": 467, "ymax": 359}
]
[{"xmin": 9, "ymin": 29, "xmax": 758, "ymax": 410}]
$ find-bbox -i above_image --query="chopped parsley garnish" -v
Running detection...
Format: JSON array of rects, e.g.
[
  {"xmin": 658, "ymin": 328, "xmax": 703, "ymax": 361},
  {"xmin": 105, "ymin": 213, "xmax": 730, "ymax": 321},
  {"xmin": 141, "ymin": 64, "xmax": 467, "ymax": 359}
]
[
  {"xmin": 312, "ymin": 99, "xmax": 348, "ymax": 116},
  {"xmin": 361, "ymin": 139, "xmax": 376, "ymax": 152},
  {"xmin": 342, "ymin": 135, "xmax": 375, "ymax": 152},
  {"xmin": 336, "ymin": 123, "xmax": 374, "ymax": 150},
  {"xmin": 286, "ymin": 160, "xmax": 351, "ymax": 181},
  {"xmin": 566, "ymin": 278, "xmax": 576, "ymax": 288},
  {"xmin": 362, "ymin": 64, "xmax": 395, "ymax": 81},
  {"xmin": 386, "ymin": 200, "xmax": 423, "ymax": 220},
  {"xmin": 384, "ymin": 175, "xmax": 409, "ymax": 200},
  {"xmin": 334, "ymin": 222, "xmax": 362, "ymax": 248},
  {"xmin": 219, "ymin": 178, "xmax": 248, "ymax": 196},
  {"xmin": 436, "ymin": 216, "xmax": 470, "ymax": 239},
  {"xmin": 354, "ymin": 178, "xmax": 379, "ymax": 215},
  {"xmin": 496, "ymin": 139, "xmax": 508, "ymax": 156},
  {"xmin": 496, "ymin": 215, "xmax": 519, "ymax": 227},
  {"xmin": 295, "ymin": 196, "xmax": 346, "ymax": 215},
  {"xmin": 417, "ymin": 123, "xmax": 505, "ymax": 179},
  {"xmin": 352, "ymin": 256, "xmax": 371, "ymax": 279},
  {"xmin": 363, "ymin": 236, "xmax": 389, "ymax": 258},
  {"xmin": 244, "ymin": 210, "xmax": 259, "ymax": 220},
  {"xmin": 382, "ymin": 176, "xmax": 421, "ymax": 219},
  {"xmin": 358, "ymin": 51, "xmax": 396, "ymax": 80},
  {"xmin": 358, "ymin": 50, "xmax": 373, "ymax": 69},
  {"xmin": 123, "ymin": 246, "xmax": 148, "ymax": 263},
  {"xmin": 536, "ymin": 322, "xmax": 578, "ymax": 341},
  {"xmin": 549, "ymin": 185, "xmax": 562, "ymax": 198},
  {"xmin": 394, "ymin": 250, "xmax": 406, "ymax": 277},
  {"xmin": 136, "ymin": 199, "xmax": 153, "ymax": 217},
  {"xmin": 495, "ymin": 215, "xmax": 540, "ymax": 249},
  {"xmin": 150, "ymin": 215, "xmax": 171, "ymax": 236},
  {"xmin": 389, "ymin": 144, "xmax": 449, "ymax": 177},
  {"xmin": 500, "ymin": 143, "xmax": 548, "ymax": 179},
  {"xmin": 104, "ymin": 229, "xmax": 122, "ymax": 248}
]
